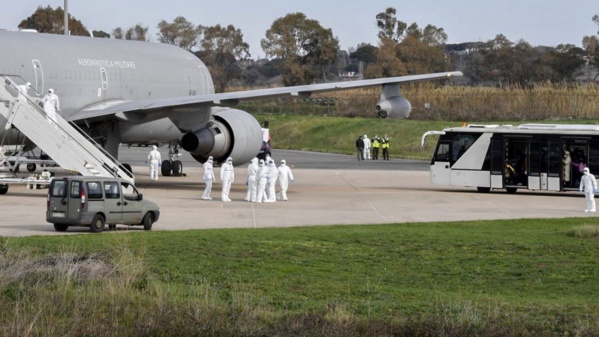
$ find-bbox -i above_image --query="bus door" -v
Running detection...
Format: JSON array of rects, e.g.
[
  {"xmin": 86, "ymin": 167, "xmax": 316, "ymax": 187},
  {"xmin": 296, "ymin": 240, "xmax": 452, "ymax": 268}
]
[
  {"xmin": 528, "ymin": 138, "xmax": 562, "ymax": 191},
  {"xmin": 504, "ymin": 137, "xmax": 529, "ymax": 189},
  {"xmin": 564, "ymin": 139, "xmax": 591, "ymax": 189}
]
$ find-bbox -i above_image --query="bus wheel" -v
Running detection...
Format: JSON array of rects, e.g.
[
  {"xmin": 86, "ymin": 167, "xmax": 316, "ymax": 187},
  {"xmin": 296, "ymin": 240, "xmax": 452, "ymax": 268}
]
[
  {"xmin": 477, "ymin": 187, "xmax": 491, "ymax": 193},
  {"xmin": 506, "ymin": 187, "xmax": 518, "ymax": 194},
  {"xmin": 0, "ymin": 184, "xmax": 8, "ymax": 195}
]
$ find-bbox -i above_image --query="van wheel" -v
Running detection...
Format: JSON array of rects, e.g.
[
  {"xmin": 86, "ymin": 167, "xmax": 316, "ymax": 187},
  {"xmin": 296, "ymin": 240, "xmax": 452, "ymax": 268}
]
[
  {"xmin": 0, "ymin": 184, "xmax": 8, "ymax": 195},
  {"xmin": 142, "ymin": 213, "xmax": 154, "ymax": 230},
  {"xmin": 53, "ymin": 223, "xmax": 68, "ymax": 232},
  {"xmin": 90, "ymin": 214, "xmax": 105, "ymax": 233}
]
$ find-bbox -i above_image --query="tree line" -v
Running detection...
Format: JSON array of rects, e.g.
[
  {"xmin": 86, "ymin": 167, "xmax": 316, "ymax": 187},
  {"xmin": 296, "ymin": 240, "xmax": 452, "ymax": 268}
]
[{"xmin": 17, "ymin": 6, "xmax": 599, "ymax": 91}]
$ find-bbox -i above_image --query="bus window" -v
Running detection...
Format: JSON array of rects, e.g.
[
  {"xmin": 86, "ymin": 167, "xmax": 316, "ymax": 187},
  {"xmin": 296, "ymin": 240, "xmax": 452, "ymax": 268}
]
[{"xmin": 433, "ymin": 142, "xmax": 451, "ymax": 162}]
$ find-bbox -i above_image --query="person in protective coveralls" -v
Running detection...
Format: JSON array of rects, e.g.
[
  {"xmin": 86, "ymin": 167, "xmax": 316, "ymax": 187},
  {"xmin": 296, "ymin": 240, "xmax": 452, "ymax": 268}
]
[
  {"xmin": 277, "ymin": 159, "xmax": 295, "ymax": 201},
  {"xmin": 220, "ymin": 157, "xmax": 235, "ymax": 202},
  {"xmin": 363, "ymin": 135, "xmax": 371, "ymax": 160},
  {"xmin": 202, "ymin": 156, "xmax": 215, "ymax": 200},
  {"xmin": 146, "ymin": 145, "xmax": 162, "ymax": 181},
  {"xmin": 265, "ymin": 159, "xmax": 279, "ymax": 202},
  {"xmin": 17, "ymin": 82, "xmax": 31, "ymax": 95},
  {"xmin": 256, "ymin": 159, "xmax": 268, "ymax": 203},
  {"xmin": 41, "ymin": 88, "xmax": 60, "ymax": 125},
  {"xmin": 579, "ymin": 166, "xmax": 597, "ymax": 212},
  {"xmin": 245, "ymin": 157, "xmax": 259, "ymax": 202}
]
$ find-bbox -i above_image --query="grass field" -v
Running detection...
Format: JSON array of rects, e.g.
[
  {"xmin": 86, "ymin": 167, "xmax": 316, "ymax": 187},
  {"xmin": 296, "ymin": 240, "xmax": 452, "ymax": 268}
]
[{"xmin": 2, "ymin": 218, "xmax": 599, "ymax": 336}]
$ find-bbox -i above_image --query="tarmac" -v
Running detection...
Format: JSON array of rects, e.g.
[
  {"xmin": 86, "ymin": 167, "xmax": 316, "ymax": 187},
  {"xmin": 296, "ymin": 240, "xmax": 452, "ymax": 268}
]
[{"xmin": 0, "ymin": 148, "xmax": 596, "ymax": 236}]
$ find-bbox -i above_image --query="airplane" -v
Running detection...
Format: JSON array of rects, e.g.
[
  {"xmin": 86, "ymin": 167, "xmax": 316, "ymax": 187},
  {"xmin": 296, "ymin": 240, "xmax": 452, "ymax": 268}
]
[{"xmin": 0, "ymin": 29, "xmax": 462, "ymax": 176}]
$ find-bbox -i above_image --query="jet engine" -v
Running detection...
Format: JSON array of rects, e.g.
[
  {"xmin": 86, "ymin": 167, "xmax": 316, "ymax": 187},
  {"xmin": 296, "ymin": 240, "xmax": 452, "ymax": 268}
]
[
  {"xmin": 376, "ymin": 96, "xmax": 412, "ymax": 119},
  {"xmin": 180, "ymin": 109, "xmax": 263, "ymax": 164}
]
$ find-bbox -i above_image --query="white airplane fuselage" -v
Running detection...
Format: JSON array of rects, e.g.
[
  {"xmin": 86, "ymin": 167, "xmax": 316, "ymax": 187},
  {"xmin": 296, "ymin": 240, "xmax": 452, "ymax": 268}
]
[{"xmin": 0, "ymin": 30, "xmax": 229, "ymax": 156}]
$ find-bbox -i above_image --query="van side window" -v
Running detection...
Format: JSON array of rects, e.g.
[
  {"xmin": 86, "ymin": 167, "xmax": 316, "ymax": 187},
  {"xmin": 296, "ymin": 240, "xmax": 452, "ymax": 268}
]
[
  {"xmin": 104, "ymin": 181, "xmax": 120, "ymax": 199},
  {"xmin": 86, "ymin": 182, "xmax": 103, "ymax": 200},
  {"xmin": 51, "ymin": 180, "xmax": 67, "ymax": 197},
  {"xmin": 121, "ymin": 182, "xmax": 139, "ymax": 201},
  {"xmin": 70, "ymin": 181, "xmax": 81, "ymax": 198}
]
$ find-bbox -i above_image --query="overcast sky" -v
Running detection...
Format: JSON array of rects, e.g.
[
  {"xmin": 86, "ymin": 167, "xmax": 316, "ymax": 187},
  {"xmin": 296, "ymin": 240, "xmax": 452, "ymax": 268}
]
[{"xmin": 2, "ymin": 0, "xmax": 597, "ymax": 58}]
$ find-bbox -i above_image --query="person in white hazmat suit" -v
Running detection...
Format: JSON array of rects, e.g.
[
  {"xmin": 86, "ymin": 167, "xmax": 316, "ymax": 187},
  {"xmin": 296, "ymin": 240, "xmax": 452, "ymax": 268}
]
[
  {"xmin": 579, "ymin": 167, "xmax": 598, "ymax": 212},
  {"xmin": 41, "ymin": 88, "xmax": 60, "ymax": 125},
  {"xmin": 146, "ymin": 145, "xmax": 162, "ymax": 181},
  {"xmin": 202, "ymin": 156, "xmax": 215, "ymax": 200},
  {"xmin": 245, "ymin": 157, "xmax": 259, "ymax": 202},
  {"xmin": 277, "ymin": 159, "xmax": 295, "ymax": 201},
  {"xmin": 265, "ymin": 159, "xmax": 279, "ymax": 202},
  {"xmin": 220, "ymin": 157, "xmax": 235, "ymax": 202},
  {"xmin": 17, "ymin": 82, "xmax": 31, "ymax": 95},
  {"xmin": 255, "ymin": 159, "xmax": 268, "ymax": 203},
  {"xmin": 363, "ymin": 135, "xmax": 371, "ymax": 160}
]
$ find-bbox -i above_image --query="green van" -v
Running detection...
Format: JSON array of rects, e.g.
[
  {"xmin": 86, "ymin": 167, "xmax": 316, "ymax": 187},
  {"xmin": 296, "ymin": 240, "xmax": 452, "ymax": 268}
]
[{"xmin": 46, "ymin": 176, "xmax": 160, "ymax": 233}]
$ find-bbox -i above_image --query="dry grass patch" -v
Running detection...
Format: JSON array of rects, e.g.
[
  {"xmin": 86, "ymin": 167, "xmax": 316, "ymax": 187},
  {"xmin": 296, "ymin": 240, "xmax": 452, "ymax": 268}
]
[{"xmin": 568, "ymin": 225, "xmax": 599, "ymax": 239}]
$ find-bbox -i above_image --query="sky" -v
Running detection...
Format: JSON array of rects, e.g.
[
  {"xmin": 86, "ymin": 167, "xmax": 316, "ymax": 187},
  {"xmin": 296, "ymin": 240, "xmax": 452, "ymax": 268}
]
[{"xmin": 1, "ymin": 0, "xmax": 598, "ymax": 58}]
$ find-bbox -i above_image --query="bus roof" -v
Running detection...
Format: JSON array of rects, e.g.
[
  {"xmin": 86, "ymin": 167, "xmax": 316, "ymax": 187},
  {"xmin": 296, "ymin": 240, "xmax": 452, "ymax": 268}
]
[{"xmin": 441, "ymin": 123, "xmax": 599, "ymax": 134}]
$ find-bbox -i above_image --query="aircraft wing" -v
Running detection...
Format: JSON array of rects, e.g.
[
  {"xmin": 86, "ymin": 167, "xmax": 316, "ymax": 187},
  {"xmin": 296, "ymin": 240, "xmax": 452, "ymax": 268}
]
[{"xmin": 72, "ymin": 71, "xmax": 462, "ymax": 122}]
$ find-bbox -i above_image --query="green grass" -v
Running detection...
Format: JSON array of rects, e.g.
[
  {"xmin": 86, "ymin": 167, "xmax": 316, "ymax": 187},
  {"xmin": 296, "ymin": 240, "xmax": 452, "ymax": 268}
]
[{"xmin": 3, "ymin": 217, "xmax": 599, "ymax": 335}]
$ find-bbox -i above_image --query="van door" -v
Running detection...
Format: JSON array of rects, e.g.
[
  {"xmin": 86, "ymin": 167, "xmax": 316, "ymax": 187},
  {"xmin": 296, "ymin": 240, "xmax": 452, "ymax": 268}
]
[
  {"xmin": 120, "ymin": 182, "xmax": 143, "ymax": 224},
  {"xmin": 67, "ymin": 180, "xmax": 82, "ymax": 219},
  {"xmin": 103, "ymin": 181, "xmax": 123, "ymax": 224}
]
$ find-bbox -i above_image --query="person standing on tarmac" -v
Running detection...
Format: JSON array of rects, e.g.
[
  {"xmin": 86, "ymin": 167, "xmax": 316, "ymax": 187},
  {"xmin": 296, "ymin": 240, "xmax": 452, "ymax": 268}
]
[
  {"xmin": 245, "ymin": 157, "xmax": 259, "ymax": 202},
  {"xmin": 363, "ymin": 135, "xmax": 371, "ymax": 160},
  {"xmin": 256, "ymin": 159, "xmax": 268, "ymax": 203},
  {"xmin": 579, "ymin": 167, "xmax": 597, "ymax": 212},
  {"xmin": 146, "ymin": 145, "xmax": 162, "ymax": 181},
  {"xmin": 277, "ymin": 159, "xmax": 295, "ymax": 201},
  {"xmin": 355, "ymin": 136, "xmax": 364, "ymax": 161},
  {"xmin": 265, "ymin": 159, "xmax": 279, "ymax": 202},
  {"xmin": 381, "ymin": 135, "xmax": 390, "ymax": 160},
  {"xmin": 202, "ymin": 156, "xmax": 215, "ymax": 200},
  {"xmin": 371, "ymin": 135, "xmax": 380, "ymax": 160},
  {"xmin": 220, "ymin": 157, "xmax": 235, "ymax": 202}
]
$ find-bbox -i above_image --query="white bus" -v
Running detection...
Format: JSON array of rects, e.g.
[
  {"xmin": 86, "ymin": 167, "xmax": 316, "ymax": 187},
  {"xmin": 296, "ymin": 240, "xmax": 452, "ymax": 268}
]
[{"xmin": 422, "ymin": 123, "xmax": 599, "ymax": 193}]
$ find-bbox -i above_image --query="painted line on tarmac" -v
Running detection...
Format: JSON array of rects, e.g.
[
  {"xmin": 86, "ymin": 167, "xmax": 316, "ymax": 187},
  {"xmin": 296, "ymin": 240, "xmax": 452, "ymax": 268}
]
[{"xmin": 335, "ymin": 171, "xmax": 388, "ymax": 223}]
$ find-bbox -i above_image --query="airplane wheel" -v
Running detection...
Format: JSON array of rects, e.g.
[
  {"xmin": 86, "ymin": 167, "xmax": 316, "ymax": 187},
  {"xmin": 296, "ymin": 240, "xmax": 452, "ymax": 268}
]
[
  {"xmin": 0, "ymin": 184, "xmax": 8, "ymax": 195},
  {"xmin": 120, "ymin": 163, "xmax": 133, "ymax": 177},
  {"xmin": 161, "ymin": 160, "xmax": 172, "ymax": 176},
  {"xmin": 172, "ymin": 160, "xmax": 183, "ymax": 176},
  {"xmin": 27, "ymin": 163, "xmax": 36, "ymax": 172},
  {"xmin": 378, "ymin": 110, "xmax": 388, "ymax": 118}
]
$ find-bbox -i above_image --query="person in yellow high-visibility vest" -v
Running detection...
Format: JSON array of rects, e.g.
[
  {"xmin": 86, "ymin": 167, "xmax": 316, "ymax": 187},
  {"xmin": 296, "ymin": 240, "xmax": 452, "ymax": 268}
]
[
  {"xmin": 381, "ymin": 135, "xmax": 390, "ymax": 160},
  {"xmin": 371, "ymin": 135, "xmax": 380, "ymax": 160}
]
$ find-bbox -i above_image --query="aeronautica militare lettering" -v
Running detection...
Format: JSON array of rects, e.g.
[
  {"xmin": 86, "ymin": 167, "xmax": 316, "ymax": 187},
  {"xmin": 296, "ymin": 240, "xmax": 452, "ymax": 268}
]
[{"xmin": 77, "ymin": 58, "xmax": 137, "ymax": 69}]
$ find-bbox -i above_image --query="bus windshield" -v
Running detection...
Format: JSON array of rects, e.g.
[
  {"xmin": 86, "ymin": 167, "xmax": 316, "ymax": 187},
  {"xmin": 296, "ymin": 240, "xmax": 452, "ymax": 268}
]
[{"xmin": 433, "ymin": 132, "xmax": 480, "ymax": 163}]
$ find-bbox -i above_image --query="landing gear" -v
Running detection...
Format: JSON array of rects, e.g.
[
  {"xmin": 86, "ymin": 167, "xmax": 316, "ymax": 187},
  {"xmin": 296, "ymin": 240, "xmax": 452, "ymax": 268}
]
[{"xmin": 160, "ymin": 143, "xmax": 184, "ymax": 177}]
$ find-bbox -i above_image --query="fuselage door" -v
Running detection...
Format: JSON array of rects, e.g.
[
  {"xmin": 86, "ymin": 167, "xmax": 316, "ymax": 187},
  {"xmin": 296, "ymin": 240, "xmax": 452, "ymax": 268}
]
[
  {"xmin": 100, "ymin": 67, "xmax": 108, "ymax": 90},
  {"xmin": 32, "ymin": 60, "xmax": 44, "ymax": 94}
]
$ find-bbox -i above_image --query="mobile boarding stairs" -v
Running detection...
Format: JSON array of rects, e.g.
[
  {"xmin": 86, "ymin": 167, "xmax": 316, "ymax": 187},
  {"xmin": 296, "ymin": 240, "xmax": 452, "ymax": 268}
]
[{"xmin": 0, "ymin": 76, "xmax": 134, "ymax": 194}]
